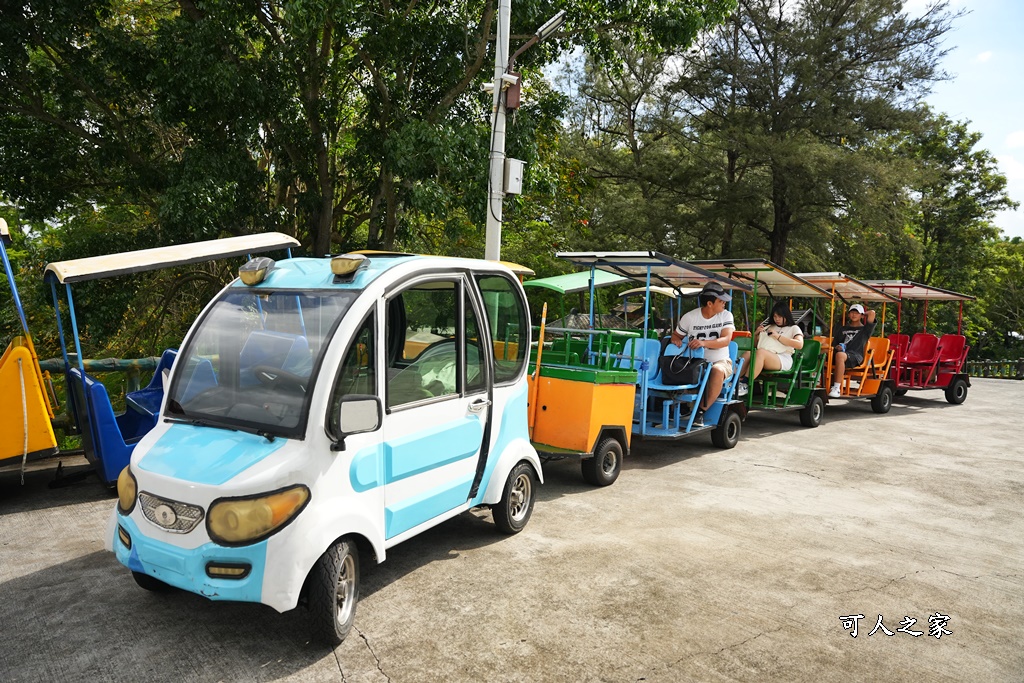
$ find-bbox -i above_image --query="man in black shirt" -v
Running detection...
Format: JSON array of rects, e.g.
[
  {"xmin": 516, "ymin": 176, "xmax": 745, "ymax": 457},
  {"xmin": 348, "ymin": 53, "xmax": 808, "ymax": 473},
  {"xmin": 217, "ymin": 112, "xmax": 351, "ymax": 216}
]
[{"xmin": 828, "ymin": 304, "xmax": 876, "ymax": 398}]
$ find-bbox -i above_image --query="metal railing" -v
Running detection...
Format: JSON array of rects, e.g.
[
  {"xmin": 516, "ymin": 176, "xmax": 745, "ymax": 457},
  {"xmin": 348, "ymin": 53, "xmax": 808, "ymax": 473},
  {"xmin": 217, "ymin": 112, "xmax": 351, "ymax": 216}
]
[{"xmin": 966, "ymin": 359, "xmax": 1024, "ymax": 380}]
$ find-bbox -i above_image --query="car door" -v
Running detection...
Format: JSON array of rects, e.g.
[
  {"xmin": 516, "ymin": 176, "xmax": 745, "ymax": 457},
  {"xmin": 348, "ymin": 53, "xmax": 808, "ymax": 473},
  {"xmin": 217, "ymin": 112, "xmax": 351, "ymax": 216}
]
[
  {"xmin": 468, "ymin": 272, "xmax": 531, "ymax": 504},
  {"xmin": 380, "ymin": 275, "xmax": 490, "ymax": 541}
]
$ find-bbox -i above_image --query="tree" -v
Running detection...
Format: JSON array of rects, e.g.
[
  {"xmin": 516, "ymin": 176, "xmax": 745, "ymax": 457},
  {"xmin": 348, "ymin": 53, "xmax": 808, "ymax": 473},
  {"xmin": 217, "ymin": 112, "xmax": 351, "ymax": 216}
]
[
  {"xmin": 0, "ymin": 0, "xmax": 738, "ymax": 257},
  {"xmin": 666, "ymin": 0, "xmax": 961, "ymax": 266},
  {"xmin": 899, "ymin": 111, "xmax": 1017, "ymax": 293}
]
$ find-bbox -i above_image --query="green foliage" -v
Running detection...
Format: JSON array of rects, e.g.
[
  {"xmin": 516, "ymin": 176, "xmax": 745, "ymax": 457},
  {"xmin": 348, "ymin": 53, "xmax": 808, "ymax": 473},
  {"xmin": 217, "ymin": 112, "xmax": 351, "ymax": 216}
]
[
  {"xmin": 0, "ymin": 0, "xmax": 738, "ymax": 262},
  {"xmin": 570, "ymin": 0, "xmax": 961, "ymax": 267},
  {"xmin": 3, "ymin": 1, "xmax": 1023, "ymax": 364}
]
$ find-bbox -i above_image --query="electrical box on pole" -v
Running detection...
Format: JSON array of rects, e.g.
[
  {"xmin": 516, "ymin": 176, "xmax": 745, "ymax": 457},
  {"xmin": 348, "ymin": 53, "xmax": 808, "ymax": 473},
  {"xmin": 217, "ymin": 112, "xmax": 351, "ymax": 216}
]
[{"xmin": 504, "ymin": 158, "xmax": 525, "ymax": 195}]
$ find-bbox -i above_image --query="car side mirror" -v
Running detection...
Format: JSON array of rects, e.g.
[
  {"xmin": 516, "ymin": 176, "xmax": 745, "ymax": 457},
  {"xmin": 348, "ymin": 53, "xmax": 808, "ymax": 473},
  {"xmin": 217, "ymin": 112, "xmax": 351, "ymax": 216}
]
[{"xmin": 332, "ymin": 395, "xmax": 382, "ymax": 451}]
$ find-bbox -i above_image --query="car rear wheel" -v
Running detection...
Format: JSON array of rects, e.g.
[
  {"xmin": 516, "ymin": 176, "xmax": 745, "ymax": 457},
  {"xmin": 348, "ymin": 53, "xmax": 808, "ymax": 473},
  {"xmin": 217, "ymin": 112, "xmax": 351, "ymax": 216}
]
[
  {"xmin": 493, "ymin": 462, "xmax": 536, "ymax": 534},
  {"xmin": 799, "ymin": 394, "xmax": 824, "ymax": 428},
  {"xmin": 711, "ymin": 410, "xmax": 742, "ymax": 449},
  {"xmin": 871, "ymin": 385, "xmax": 893, "ymax": 414},
  {"xmin": 945, "ymin": 377, "xmax": 968, "ymax": 405},
  {"xmin": 581, "ymin": 437, "xmax": 623, "ymax": 487}
]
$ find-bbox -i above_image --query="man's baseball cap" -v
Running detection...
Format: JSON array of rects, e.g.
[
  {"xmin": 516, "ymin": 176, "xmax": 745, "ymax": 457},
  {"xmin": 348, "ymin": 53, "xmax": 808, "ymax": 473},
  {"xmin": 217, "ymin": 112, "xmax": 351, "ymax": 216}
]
[
  {"xmin": 849, "ymin": 304, "xmax": 865, "ymax": 314},
  {"xmin": 701, "ymin": 281, "xmax": 732, "ymax": 302}
]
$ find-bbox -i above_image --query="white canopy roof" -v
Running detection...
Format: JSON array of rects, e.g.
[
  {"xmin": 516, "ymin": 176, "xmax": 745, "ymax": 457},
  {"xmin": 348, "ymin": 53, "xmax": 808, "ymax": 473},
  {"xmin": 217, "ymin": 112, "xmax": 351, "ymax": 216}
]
[
  {"xmin": 690, "ymin": 259, "xmax": 832, "ymax": 299},
  {"xmin": 795, "ymin": 272, "xmax": 899, "ymax": 303},
  {"xmin": 618, "ymin": 285, "xmax": 700, "ymax": 298},
  {"xmin": 44, "ymin": 232, "xmax": 300, "ymax": 284},
  {"xmin": 556, "ymin": 251, "xmax": 752, "ymax": 292},
  {"xmin": 862, "ymin": 279, "xmax": 975, "ymax": 302}
]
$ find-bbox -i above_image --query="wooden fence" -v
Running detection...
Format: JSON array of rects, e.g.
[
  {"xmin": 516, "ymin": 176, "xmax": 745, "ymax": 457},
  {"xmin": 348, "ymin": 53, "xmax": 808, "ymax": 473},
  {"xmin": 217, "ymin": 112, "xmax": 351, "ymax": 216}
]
[{"xmin": 966, "ymin": 360, "xmax": 1024, "ymax": 380}]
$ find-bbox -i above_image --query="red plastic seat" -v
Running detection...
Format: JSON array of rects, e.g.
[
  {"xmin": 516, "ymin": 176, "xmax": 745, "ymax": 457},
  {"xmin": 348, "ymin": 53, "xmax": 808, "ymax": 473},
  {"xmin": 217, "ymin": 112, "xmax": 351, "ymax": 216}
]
[
  {"xmin": 903, "ymin": 333, "xmax": 939, "ymax": 365},
  {"xmin": 888, "ymin": 333, "xmax": 910, "ymax": 362},
  {"xmin": 901, "ymin": 333, "xmax": 940, "ymax": 386},
  {"xmin": 937, "ymin": 334, "xmax": 967, "ymax": 370}
]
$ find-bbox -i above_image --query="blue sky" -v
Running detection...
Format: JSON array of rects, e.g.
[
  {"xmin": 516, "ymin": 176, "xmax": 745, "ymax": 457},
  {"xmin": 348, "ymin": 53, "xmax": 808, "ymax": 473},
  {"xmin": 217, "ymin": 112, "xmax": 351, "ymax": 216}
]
[{"xmin": 916, "ymin": 0, "xmax": 1024, "ymax": 238}]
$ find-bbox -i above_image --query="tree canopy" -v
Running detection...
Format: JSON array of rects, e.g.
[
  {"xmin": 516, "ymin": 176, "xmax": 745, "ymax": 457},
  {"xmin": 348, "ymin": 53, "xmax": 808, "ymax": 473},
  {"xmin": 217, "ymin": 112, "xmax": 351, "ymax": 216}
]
[{"xmin": 1, "ymin": 0, "xmax": 1022, "ymax": 362}]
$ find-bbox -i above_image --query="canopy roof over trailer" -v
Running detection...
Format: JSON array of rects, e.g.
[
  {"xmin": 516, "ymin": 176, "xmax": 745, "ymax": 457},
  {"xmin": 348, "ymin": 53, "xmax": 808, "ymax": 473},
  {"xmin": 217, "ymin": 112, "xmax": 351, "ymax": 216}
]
[
  {"xmin": 44, "ymin": 232, "xmax": 300, "ymax": 284},
  {"xmin": 618, "ymin": 285, "xmax": 701, "ymax": 299},
  {"xmin": 690, "ymin": 259, "xmax": 832, "ymax": 299},
  {"xmin": 523, "ymin": 269, "xmax": 629, "ymax": 295},
  {"xmin": 556, "ymin": 251, "xmax": 752, "ymax": 293},
  {"xmin": 862, "ymin": 280, "xmax": 975, "ymax": 302},
  {"xmin": 794, "ymin": 272, "xmax": 899, "ymax": 304}
]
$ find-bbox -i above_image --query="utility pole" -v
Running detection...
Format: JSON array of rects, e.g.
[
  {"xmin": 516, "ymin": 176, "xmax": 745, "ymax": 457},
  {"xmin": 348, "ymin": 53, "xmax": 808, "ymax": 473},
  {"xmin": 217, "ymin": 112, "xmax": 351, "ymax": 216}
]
[
  {"xmin": 484, "ymin": 0, "xmax": 512, "ymax": 262},
  {"xmin": 484, "ymin": 8, "xmax": 566, "ymax": 262}
]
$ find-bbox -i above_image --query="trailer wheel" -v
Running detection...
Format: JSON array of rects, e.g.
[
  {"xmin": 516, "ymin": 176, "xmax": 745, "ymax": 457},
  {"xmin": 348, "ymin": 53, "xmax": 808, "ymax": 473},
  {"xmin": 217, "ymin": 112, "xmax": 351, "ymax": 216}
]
[
  {"xmin": 308, "ymin": 538, "xmax": 360, "ymax": 646},
  {"xmin": 799, "ymin": 394, "xmax": 824, "ymax": 428},
  {"xmin": 895, "ymin": 389, "xmax": 908, "ymax": 397},
  {"xmin": 581, "ymin": 437, "xmax": 623, "ymax": 487},
  {"xmin": 711, "ymin": 411, "xmax": 742, "ymax": 449},
  {"xmin": 871, "ymin": 385, "xmax": 893, "ymax": 414},
  {"xmin": 132, "ymin": 571, "xmax": 174, "ymax": 593},
  {"xmin": 945, "ymin": 377, "xmax": 968, "ymax": 405},
  {"xmin": 493, "ymin": 462, "xmax": 536, "ymax": 535}
]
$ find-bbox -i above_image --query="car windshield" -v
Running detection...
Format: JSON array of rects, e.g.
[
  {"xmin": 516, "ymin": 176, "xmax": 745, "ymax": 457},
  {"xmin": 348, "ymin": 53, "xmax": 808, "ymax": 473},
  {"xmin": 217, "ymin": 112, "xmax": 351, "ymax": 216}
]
[{"xmin": 166, "ymin": 288, "xmax": 356, "ymax": 438}]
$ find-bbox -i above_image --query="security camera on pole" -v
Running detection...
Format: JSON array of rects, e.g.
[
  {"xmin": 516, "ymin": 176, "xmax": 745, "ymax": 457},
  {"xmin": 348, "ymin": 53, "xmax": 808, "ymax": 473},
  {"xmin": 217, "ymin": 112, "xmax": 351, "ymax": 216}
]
[{"xmin": 484, "ymin": 8, "xmax": 566, "ymax": 261}]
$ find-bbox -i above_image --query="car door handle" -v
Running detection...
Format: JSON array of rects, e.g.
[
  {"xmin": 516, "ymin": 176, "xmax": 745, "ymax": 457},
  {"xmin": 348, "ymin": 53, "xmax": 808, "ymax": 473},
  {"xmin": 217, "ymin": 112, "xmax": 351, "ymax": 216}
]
[{"xmin": 468, "ymin": 399, "xmax": 491, "ymax": 413}]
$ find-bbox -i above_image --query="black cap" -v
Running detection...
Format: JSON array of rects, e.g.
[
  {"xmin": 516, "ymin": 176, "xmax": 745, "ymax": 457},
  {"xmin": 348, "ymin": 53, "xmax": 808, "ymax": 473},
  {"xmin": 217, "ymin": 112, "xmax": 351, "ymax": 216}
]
[{"xmin": 700, "ymin": 281, "xmax": 732, "ymax": 302}]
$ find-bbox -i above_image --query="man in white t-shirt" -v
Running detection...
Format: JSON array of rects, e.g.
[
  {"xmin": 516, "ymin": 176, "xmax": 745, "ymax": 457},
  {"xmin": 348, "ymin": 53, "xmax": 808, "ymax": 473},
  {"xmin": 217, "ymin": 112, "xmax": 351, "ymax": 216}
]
[{"xmin": 671, "ymin": 281, "xmax": 735, "ymax": 426}]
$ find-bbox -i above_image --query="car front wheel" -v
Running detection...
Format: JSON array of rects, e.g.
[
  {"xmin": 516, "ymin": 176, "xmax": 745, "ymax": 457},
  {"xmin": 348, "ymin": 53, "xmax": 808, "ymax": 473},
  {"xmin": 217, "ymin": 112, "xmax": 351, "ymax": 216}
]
[{"xmin": 308, "ymin": 538, "xmax": 360, "ymax": 646}]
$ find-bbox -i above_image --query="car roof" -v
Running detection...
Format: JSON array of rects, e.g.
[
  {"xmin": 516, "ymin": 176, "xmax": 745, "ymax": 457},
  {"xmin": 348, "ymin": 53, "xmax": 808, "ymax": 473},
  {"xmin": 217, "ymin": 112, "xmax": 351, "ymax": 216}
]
[{"xmin": 233, "ymin": 253, "xmax": 518, "ymax": 291}]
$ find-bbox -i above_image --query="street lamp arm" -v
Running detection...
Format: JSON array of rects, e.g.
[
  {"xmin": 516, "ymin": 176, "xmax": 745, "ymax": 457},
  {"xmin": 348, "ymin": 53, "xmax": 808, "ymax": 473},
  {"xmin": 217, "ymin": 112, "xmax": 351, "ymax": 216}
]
[{"xmin": 508, "ymin": 35, "xmax": 540, "ymax": 71}]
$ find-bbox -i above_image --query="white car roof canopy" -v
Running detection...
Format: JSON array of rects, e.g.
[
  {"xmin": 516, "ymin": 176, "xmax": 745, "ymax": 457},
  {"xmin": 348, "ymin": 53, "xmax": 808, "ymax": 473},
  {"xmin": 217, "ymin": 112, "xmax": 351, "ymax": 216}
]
[{"xmin": 44, "ymin": 232, "xmax": 300, "ymax": 284}]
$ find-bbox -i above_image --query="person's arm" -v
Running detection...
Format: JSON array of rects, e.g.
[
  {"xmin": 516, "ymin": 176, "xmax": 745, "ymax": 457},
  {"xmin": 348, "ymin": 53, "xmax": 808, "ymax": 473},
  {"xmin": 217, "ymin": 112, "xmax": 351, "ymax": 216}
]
[
  {"xmin": 694, "ymin": 326, "xmax": 734, "ymax": 350},
  {"xmin": 772, "ymin": 326, "xmax": 803, "ymax": 350},
  {"xmin": 848, "ymin": 319, "xmax": 876, "ymax": 355},
  {"xmin": 671, "ymin": 317, "xmax": 686, "ymax": 347}
]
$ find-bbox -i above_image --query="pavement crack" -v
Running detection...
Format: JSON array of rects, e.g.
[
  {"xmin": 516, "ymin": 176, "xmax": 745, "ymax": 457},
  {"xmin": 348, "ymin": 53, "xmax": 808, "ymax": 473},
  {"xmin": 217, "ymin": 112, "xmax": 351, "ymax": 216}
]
[
  {"xmin": 355, "ymin": 626, "xmax": 392, "ymax": 682},
  {"xmin": 705, "ymin": 627, "xmax": 785, "ymax": 657},
  {"xmin": 751, "ymin": 463, "xmax": 830, "ymax": 481},
  {"xmin": 332, "ymin": 647, "xmax": 346, "ymax": 681},
  {"xmin": 646, "ymin": 626, "xmax": 786, "ymax": 677}
]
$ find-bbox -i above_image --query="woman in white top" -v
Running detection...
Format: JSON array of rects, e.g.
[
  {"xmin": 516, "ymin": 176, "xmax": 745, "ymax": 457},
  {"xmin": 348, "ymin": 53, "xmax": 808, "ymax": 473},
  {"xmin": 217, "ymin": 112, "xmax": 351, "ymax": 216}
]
[{"xmin": 737, "ymin": 302, "xmax": 804, "ymax": 395}]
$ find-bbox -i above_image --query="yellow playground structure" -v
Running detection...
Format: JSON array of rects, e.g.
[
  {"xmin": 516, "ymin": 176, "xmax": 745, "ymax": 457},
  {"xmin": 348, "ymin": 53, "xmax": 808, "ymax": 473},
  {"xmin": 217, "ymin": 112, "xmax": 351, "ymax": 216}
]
[{"xmin": 1, "ymin": 219, "xmax": 60, "ymax": 477}]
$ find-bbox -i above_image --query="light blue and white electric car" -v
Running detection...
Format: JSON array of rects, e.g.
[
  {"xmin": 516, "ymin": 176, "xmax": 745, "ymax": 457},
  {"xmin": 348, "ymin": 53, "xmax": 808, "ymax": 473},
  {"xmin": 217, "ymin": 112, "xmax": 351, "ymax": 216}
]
[{"xmin": 106, "ymin": 251, "xmax": 542, "ymax": 644}]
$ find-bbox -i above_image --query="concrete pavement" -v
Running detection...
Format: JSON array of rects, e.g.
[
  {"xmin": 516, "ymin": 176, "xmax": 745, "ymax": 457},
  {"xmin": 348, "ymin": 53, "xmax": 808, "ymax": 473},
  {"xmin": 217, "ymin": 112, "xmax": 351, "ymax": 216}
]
[{"xmin": 1, "ymin": 378, "xmax": 1022, "ymax": 682}]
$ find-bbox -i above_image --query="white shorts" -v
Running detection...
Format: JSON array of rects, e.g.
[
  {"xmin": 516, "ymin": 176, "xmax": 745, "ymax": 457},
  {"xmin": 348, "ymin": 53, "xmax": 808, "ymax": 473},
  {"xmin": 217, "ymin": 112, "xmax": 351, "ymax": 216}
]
[
  {"xmin": 711, "ymin": 358, "xmax": 734, "ymax": 378},
  {"xmin": 778, "ymin": 353, "xmax": 794, "ymax": 371}
]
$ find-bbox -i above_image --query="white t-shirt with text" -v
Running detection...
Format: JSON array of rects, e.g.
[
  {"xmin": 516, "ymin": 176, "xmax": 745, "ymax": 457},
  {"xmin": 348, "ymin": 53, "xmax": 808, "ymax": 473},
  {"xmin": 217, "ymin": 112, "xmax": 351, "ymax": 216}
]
[{"xmin": 675, "ymin": 308, "xmax": 735, "ymax": 363}]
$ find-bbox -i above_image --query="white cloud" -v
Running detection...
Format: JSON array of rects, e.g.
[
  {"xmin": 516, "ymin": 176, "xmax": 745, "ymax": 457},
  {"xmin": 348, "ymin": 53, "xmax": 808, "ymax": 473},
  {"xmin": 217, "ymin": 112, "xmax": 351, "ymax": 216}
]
[
  {"xmin": 1006, "ymin": 131, "xmax": 1024, "ymax": 149},
  {"xmin": 974, "ymin": 50, "xmax": 994, "ymax": 63}
]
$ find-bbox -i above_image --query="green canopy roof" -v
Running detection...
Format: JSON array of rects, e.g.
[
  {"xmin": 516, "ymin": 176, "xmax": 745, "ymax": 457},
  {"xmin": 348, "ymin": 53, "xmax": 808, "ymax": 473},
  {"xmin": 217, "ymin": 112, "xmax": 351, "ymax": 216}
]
[{"xmin": 523, "ymin": 270, "xmax": 629, "ymax": 295}]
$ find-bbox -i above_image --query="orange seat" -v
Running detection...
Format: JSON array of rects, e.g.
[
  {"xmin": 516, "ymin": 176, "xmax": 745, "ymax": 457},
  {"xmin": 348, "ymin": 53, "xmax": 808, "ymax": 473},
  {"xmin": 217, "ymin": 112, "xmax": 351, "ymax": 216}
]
[{"xmin": 843, "ymin": 337, "xmax": 890, "ymax": 395}]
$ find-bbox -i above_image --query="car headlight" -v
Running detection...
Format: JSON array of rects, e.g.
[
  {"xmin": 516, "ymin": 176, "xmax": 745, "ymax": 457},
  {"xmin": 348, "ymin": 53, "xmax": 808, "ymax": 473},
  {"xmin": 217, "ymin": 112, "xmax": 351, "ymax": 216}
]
[
  {"xmin": 117, "ymin": 467, "xmax": 137, "ymax": 514},
  {"xmin": 206, "ymin": 485, "xmax": 310, "ymax": 546}
]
